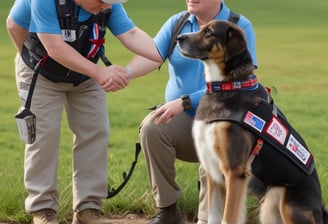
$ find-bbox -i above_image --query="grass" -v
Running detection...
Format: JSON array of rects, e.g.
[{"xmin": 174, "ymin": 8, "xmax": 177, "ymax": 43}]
[{"xmin": 0, "ymin": 0, "xmax": 328, "ymax": 223}]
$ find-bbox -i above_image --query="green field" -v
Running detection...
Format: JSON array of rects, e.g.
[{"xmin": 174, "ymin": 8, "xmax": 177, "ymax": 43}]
[{"xmin": 0, "ymin": 0, "xmax": 328, "ymax": 223}]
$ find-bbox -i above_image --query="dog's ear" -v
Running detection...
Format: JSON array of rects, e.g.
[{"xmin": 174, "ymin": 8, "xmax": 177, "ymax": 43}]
[{"xmin": 224, "ymin": 27, "xmax": 247, "ymax": 62}]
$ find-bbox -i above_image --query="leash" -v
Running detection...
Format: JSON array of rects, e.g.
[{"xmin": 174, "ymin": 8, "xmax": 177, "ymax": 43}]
[
  {"xmin": 107, "ymin": 142, "xmax": 141, "ymax": 198},
  {"xmin": 98, "ymin": 54, "xmax": 142, "ymax": 198}
]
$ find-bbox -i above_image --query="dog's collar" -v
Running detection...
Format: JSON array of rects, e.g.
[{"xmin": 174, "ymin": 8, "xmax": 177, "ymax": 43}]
[{"xmin": 207, "ymin": 75, "xmax": 258, "ymax": 93}]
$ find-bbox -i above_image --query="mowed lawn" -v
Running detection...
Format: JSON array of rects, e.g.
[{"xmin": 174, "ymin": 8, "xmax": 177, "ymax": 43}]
[{"xmin": 0, "ymin": 0, "xmax": 327, "ymax": 223}]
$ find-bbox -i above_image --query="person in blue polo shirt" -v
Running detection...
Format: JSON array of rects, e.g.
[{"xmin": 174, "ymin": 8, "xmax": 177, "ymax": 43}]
[
  {"xmin": 104, "ymin": 0, "xmax": 257, "ymax": 223},
  {"xmin": 6, "ymin": 0, "xmax": 162, "ymax": 224}
]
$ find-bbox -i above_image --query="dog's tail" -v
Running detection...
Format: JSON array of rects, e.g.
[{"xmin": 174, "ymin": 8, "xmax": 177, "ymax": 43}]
[{"xmin": 322, "ymin": 206, "xmax": 328, "ymax": 224}]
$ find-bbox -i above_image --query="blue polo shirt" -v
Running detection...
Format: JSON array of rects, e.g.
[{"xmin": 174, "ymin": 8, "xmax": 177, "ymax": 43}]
[
  {"xmin": 9, "ymin": 0, "xmax": 134, "ymax": 36},
  {"xmin": 154, "ymin": 3, "xmax": 257, "ymax": 118}
]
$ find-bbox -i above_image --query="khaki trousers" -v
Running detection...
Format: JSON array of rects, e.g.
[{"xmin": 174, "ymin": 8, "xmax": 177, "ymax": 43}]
[
  {"xmin": 15, "ymin": 54, "xmax": 109, "ymax": 213},
  {"xmin": 139, "ymin": 109, "xmax": 208, "ymax": 222}
]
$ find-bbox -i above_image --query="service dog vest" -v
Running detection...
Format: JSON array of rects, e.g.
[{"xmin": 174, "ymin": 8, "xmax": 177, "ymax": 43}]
[
  {"xmin": 21, "ymin": 0, "xmax": 111, "ymax": 85},
  {"xmin": 206, "ymin": 78, "xmax": 315, "ymax": 180}
]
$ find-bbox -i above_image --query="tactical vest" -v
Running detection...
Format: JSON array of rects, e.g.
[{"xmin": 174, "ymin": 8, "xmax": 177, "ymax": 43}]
[
  {"xmin": 21, "ymin": 0, "xmax": 111, "ymax": 85},
  {"xmin": 205, "ymin": 85, "xmax": 315, "ymax": 184}
]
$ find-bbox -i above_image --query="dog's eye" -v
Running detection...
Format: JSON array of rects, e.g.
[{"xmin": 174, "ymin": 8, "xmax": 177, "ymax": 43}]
[{"xmin": 204, "ymin": 28, "xmax": 212, "ymax": 36}]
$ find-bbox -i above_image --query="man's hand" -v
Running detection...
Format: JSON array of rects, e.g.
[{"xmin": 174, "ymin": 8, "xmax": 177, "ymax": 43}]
[{"xmin": 97, "ymin": 64, "xmax": 129, "ymax": 92}]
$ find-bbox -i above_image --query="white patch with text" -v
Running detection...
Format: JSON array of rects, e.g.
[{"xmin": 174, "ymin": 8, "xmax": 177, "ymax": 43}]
[
  {"xmin": 265, "ymin": 116, "xmax": 288, "ymax": 145},
  {"xmin": 286, "ymin": 134, "xmax": 311, "ymax": 165}
]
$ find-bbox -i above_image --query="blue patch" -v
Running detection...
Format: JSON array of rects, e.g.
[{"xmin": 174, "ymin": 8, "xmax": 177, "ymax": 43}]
[{"xmin": 243, "ymin": 111, "xmax": 265, "ymax": 132}]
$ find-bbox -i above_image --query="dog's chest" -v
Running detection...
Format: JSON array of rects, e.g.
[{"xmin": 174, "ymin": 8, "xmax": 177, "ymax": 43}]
[
  {"xmin": 192, "ymin": 120, "xmax": 225, "ymax": 183},
  {"xmin": 204, "ymin": 60, "xmax": 225, "ymax": 82}
]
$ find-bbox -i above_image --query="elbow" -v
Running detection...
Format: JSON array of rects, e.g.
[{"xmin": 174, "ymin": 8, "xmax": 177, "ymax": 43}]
[
  {"xmin": 37, "ymin": 34, "xmax": 63, "ymax": 59},
  {"xmin": 6, "ymin": 16, "xmax": 15, "ymax": 33},
  {"xmin": 154, "ymin": 50, "xmax": 165, "ymax": 63},
  {"xmin": 44, "ymin": 47, "xmax": 58, "ymax": 59}
]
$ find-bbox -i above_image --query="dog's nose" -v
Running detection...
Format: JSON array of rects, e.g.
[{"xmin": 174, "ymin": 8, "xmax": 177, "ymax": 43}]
[{"xmin": 176, "ymin": 34, "xmax": 188, "ymax": 42}]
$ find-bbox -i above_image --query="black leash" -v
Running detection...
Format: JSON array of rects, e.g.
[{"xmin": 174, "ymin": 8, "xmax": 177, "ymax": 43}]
[
  {"xmin": 99, "ymin": 54, "xmax": 142, "ymax": 198},
  {"xmin": 107, "ymin": 143, "xmax": 141, "ymax": 198}
]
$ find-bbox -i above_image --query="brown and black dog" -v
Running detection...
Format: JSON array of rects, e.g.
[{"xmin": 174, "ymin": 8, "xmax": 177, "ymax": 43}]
[{"xmin": 177, "ymin": 20, "xmax": 328, "ymax": 224}]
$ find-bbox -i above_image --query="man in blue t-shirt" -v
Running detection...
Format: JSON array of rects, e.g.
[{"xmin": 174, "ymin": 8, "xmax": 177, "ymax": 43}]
[
  {"xmin": 6, "ymin": 0, "xmax": 162, "ymax": 224},
  {"xmin": 104, "ymin": 0, "xmax": 257, "ymax": 223}
]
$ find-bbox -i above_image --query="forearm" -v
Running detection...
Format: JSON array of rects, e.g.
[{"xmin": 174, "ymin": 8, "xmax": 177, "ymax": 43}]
[
  {"xmin": 6, "ymin": 16, "xmax": 28, "ymax": 53},
  {"xmin": 38, "ymin": 33, "xmax": 100, "ymax": 80},
  {"xmin": 118, "ymin": 27, "xmax": 164, "ymax": 64},
  {"xmin": 127, "ymin": 55, "xmax": 162, "ymax": 80}
]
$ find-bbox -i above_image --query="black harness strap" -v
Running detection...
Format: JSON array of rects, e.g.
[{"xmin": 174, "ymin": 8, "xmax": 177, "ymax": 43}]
[
  {"xmin": 167, "ymin": 11, "xmax": 190, "ymax": 58},
  {"xmin": 228, "ymin": 10, "xmax": 240, "ymax": 24}
]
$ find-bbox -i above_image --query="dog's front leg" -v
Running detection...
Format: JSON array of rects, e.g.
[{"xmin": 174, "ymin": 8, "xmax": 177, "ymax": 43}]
[{"xmin": 222, "ymin": 166, "xmax": 250, "ymax": 224}]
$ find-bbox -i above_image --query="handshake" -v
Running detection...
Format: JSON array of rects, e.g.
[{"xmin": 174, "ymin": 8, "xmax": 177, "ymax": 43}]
[{"xmin": 96, "ymin": 64, "xmax": 132, "ymax": 92}]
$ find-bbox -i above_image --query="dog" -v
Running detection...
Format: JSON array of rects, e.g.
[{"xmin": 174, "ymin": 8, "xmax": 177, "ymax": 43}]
[{"xmin": 177, "ymin": 20, "xmax": 328, "ymax": 224}]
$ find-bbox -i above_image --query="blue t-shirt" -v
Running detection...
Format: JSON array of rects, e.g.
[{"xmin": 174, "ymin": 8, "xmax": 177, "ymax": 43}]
[
  {"xmin": 9, "ymin": 0, "xmax": 134, "ymax": 36},
  {"xmin": 9, "ymin": 0, "xmax": 31, "ymax": 29},
  {"xmin": 154, "ymin": 3, "xmax": 257, "ymax": 117}
]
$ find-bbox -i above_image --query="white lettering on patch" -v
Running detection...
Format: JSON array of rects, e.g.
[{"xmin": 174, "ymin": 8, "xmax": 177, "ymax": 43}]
[
  {"xmin": 265, "ymin": 116, "xmax": 288, "ymax": 145},
  {"xmin": 61, "ymin": 29, "xmax": 76, "ymax": 42},
  {"xmin": 286, "ymin": 134, "xmax": 311, "ymax": 165}
]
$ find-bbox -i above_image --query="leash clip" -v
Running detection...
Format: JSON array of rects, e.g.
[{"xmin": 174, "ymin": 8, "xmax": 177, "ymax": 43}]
[{"xmin": 252, "ymin": 138, "xmax": 264, "ymax": 155}]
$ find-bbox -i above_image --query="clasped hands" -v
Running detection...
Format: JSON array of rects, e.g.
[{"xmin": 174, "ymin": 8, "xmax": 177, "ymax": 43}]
[{"xmin": 97, "ymin": 64, "xmax": 129, "ymax": 92}]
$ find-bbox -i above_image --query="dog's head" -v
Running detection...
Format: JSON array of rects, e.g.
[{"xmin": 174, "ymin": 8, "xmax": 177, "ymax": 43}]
[{"xmin": 177, "ymin": 20, "xmax": 254, "ymax": 81}]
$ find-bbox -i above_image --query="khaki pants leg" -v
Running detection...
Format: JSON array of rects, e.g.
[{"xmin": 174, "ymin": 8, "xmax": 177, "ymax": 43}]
[
  {"xmin": 23, "ymin": 75, "xmax": 66, "ymax": 213},
  {"xmin": 65, "ymin": 78, "xmax": 109, "ymax": 212},
  {"xmin": 15, "ymin": 53, "xmax": 33, "ymax": 103},
  {"xmin": 16, "ymin": 55, "xmax": 63, "ymax": 212},
  {"xmin": 17, "ymin": 55, "xmax": 109, "ymax": 212},
  {"xmin": 197, "ymin": 166, "xmax": 208, "ymax": 223},
  {"xmin": 139, "ymin": 110, "xmax": 208, "ymax": 221}
]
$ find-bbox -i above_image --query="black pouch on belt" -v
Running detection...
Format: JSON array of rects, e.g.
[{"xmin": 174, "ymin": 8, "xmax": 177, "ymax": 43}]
[
  {"xmin": 15, "ymin": 108, "xmax": 36, "ymax": 144},
  {"xmin": 15, "ymin": 61, "xmax": 40, "ymax": 144}
]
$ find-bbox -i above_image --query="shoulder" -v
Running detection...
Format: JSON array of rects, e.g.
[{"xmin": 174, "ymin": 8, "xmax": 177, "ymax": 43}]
[
  {"xmin": 237, "ymin": 14, "xmax": 254, "ymax": 29},
  {"xmin": 29, "ymin": 0, "xmax": 60, "ymax": 33},
  {"xmin": 107, "ymin": 4, "xmax": 135, "ymax": 35},
  {"xmin": 168, "ymin": 11, "xmax": 191, "ymax": 27},
  {"xmin": 9, "ymin": 0, "xmax": 31, "ymax": 29},
  {"xmin": 153, "ymin": 11, "xmax": 189, "ymax": 60},
  {"xmin": 111, "ymin": 4, "xmax": 125, "ymax": 13},
  {"xmin": 158, "ymin": 11, "xmax": 192, "ymax": 36},
  {"xmin": 236, "ymin": 14, "xmax": 255, "ymax": 40},
  {"xmin": 30, "ymin": 0, "xmax": 57, "ymax": 20},
  {"xmin": 220, "ymin": 3, "xmax": 255, "ymax": 34},
  {"xmin": 219, "ymin": 2, "xmax": 253, "ymax": 27}
]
